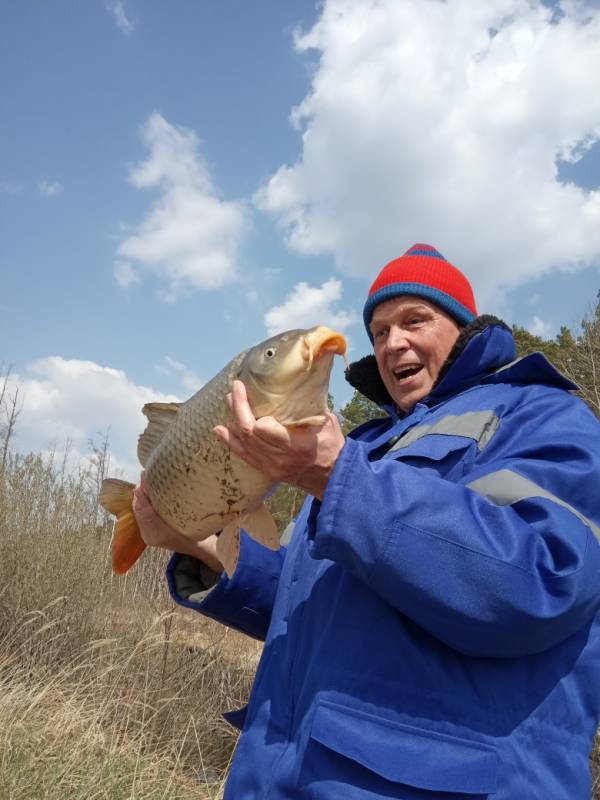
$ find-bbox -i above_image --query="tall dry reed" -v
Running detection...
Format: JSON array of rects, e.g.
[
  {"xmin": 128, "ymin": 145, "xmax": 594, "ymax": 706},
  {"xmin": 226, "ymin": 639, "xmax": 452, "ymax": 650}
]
[{"xmin": 0, "ymin": 449, "xmax": 261, "ymax": 798}]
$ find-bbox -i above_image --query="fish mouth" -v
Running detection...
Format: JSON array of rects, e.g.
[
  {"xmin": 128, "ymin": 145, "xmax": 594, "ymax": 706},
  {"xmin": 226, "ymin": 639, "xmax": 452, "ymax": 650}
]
[{"xmin": 303, "ymin": 326, "xmax": 348, "ymax": 370}]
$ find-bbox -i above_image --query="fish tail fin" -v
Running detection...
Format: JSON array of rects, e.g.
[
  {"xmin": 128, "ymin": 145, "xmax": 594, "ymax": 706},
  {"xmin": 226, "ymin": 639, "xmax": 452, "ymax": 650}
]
[{"xmin": 99, "ymin": 478, "xmax": 147, "ymax": 574}]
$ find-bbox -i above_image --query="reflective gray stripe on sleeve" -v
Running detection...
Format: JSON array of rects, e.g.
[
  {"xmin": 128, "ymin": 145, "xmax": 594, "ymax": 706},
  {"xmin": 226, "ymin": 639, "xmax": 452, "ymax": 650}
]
[
  {"xmin": 280, "ymin": 521, "xmax": 294, "ymax": 546},
  {"xmin": 389, "ymin": 410, "xmax": 500, "ymax": 453},
  {"xmin": 467, "ymin": 469, "xmax": 600, "ymax": 542}
]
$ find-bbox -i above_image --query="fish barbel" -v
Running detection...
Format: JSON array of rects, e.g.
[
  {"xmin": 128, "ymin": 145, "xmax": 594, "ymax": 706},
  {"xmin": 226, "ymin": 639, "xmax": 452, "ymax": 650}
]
[{"xmin": 99, "ymin": 326, "xmax": 347, "ymax": 576}]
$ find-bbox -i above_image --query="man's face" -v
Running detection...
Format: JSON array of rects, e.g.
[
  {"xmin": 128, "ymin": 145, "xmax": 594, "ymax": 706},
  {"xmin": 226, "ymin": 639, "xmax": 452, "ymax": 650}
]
[{"xmin": 370, "ymin": 296, "xmax": 461, "ymax": 413}]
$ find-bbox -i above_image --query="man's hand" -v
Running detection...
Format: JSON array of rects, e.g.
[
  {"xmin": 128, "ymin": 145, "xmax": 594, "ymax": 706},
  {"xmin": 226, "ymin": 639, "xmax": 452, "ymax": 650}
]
[
  {"xmin": 213, "ymin": 380, "xmax": 345, "ymax": 501},
  {"xmin": 133, "ymin": 472, "xmax": 223, "ymax": 573}
]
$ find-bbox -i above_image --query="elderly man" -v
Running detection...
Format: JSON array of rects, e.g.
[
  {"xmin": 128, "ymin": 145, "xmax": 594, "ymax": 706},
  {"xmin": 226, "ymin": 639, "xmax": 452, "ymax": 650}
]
[{"xmin": 134, "ymin": 244, "xmax": 600, "ymax": 799}]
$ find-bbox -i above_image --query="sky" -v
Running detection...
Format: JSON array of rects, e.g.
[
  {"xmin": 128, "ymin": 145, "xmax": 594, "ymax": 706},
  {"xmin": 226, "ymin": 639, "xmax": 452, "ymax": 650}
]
[{"xmin": 2, "ymin": 0, "xmax": 600, "ymax": 479}]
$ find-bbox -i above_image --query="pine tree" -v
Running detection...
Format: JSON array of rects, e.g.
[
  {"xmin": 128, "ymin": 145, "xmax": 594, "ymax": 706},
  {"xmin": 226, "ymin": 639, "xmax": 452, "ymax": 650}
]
[
  {"xmin": 338, "ymin": 391, "xmax": 386, "ymax": 434},
  {"xmin": 512, "ymin": 295, "xmax": 600, "ymax": 420},
  {"xmin": 558, "ymin": 292, "xmax": 600, "ymax": 418}
]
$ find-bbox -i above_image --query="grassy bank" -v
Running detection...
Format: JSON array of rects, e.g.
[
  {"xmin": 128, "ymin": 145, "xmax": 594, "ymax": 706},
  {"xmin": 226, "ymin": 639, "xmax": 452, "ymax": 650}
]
[
  {"xmin": 0, "ymin": 612, "xmax": 240, "ymax": 800},
  {"xmin": 0, "ymin": 450, "xmax": 260, "ymax": 797}
]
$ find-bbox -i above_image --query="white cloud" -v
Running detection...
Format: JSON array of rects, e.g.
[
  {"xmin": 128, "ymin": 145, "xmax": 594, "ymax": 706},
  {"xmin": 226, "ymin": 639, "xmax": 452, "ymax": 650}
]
[
  {"xmin": 38, "ymin": 181, "xmax": 62, "ymax": 197},
  {"xmin": 10, "ymin": 357, "xmax": 180, "ymax": 481},
  {"xmin": 264, "ymin": 277, "xmax": 358, "ymax": 336},
  {"xmin": 255, "ymin": 0, "xmax": 600, "ymax": 311},
  {"xmin": 528, "ymin": 314, "xmax": 553, "ymax": 337},
  {"xmin": 156, "ymin": 356, "xmax": 203, "ymax": 394},
  {"xmin": 0, "ymin": 181, "xmax": 23, "ymax": 195},
  {"xmin": 113, "ymin": 260, "xmax": 139, "ymax": 288},
  {"xmin": 106, "ymin": 0, "xmax": 134, "ymax": 35},
  {"xmin": 116, "ymin": 113, "xmax": 249, "ymax": 300}
]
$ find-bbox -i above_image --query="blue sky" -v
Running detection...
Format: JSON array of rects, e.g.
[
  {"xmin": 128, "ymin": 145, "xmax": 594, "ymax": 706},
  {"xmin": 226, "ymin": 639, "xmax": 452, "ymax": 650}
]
[{"xmin": 2, "ymin": 0, "xmax": 600, "ymax": 477}]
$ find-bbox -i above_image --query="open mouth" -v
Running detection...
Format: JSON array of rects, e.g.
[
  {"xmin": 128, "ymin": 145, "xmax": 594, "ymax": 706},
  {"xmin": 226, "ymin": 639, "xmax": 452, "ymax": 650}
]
[
  {"xmin": 393, "ymin": 364, "xmax": 423, "ymax": 382},
  {"xmin": 304, "ymin": 327, "xmax": 348, "ymax": 369}
]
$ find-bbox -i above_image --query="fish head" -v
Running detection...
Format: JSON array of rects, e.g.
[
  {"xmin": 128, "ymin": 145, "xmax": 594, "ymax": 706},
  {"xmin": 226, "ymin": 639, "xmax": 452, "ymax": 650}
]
[{"xmin": 237, "ymin": 326, "xmax": 347, "ymax": 426}]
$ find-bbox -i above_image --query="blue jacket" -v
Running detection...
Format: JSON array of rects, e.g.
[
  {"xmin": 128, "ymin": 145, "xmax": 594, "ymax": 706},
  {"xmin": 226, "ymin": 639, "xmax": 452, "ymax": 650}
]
[{"xmin": 168, "ymin": 321, "xmax": 600, "ymax": 799}]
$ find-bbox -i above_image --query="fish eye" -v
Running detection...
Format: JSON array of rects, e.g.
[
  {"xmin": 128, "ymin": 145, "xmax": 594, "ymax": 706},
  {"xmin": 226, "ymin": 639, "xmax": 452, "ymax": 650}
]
[{"xmin": 264, "ymin": 347, "xmax": 277, "ymax": 359}]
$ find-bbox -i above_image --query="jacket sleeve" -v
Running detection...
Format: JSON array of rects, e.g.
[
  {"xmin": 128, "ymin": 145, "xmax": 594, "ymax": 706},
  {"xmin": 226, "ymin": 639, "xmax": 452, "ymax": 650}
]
[
  {"xmin": 306, "ymin": 396, "xmax": 600, "ymax": 658},
  {"xmin": 166, "ymin": 531, "xmax": 285, "ymax": 641}
]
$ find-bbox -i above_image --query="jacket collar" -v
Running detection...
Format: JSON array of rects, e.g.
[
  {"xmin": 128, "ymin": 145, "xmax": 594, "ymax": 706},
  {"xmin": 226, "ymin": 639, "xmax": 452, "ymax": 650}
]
[{"xmin": 345, "ymin": 315, "xmax": 576, "ymax": 413}]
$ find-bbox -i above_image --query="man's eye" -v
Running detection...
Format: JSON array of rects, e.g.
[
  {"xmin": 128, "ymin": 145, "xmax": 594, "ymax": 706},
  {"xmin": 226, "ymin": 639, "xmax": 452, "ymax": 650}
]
[
  {"xmin": 373, "ymin": 328, "xmax": 387, "ymax": 339},
  {"xmin": 408, "ymin": 317, "xmax": 424, "ymax": 326}
]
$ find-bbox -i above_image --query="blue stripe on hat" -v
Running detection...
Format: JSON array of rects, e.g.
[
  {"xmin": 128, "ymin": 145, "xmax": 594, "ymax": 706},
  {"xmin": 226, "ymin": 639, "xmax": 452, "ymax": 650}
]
[
  {"xmin": 406, "ymin": 248, "xmax": 445, "ymax": 259},
  {"xmin": 363, "ymin": 282, "xmax": 476, "ymax": 342}
]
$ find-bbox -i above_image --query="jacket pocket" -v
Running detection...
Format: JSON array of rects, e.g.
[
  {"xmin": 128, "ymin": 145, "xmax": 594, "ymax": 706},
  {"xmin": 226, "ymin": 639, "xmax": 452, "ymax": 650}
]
[
  {"xmin": 299, "ymin": 699, "xmax": 497, "ymax": 799},
  {"xmin": 387, "ymin": 435, "xmax": 475, "ymax": 480}
]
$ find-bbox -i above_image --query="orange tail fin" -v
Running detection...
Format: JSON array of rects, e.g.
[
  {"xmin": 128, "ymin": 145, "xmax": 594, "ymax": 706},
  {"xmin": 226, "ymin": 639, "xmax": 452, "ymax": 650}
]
[{"xmin": 99, "ymin": 478, "xmax": 147, "ymax": 574}]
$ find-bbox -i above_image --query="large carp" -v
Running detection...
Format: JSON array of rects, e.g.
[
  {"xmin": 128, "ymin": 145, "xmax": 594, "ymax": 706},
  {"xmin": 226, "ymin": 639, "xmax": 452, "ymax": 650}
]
[{"xmin": 100, "ymin": 326, "xmax": 346, "ymax": 576}]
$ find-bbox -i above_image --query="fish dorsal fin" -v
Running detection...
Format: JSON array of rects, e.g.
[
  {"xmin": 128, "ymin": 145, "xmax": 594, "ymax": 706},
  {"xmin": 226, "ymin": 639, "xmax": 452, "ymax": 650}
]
[
  {"xmin": 242, "ymin": 504, "xmax": 280, "ymax": 551},
  {"xmin": 138, "ymin": 402, "xmax": 182, "ymax": 467}
]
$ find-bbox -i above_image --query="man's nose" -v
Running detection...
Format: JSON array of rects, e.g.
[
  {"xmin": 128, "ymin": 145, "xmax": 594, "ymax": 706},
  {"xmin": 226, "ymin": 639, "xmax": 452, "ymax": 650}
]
[{"xmin": 386, "ymin": 325, "xmax": 409, "ymax": 351}]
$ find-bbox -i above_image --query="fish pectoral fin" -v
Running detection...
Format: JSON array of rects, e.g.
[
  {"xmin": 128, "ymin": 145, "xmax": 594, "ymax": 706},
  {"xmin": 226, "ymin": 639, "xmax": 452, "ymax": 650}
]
[
  {"xmin": 242, "ymin": 504, "xmax": 280, "ymax": 551},
  {"xmin": 216, "ymin": 520, "xmax": 241, "ymax": 578},
  {"xmin": 99, "ymin": 478, "xmax": 147, "ymax": 574},
  {"xmin": 138, "ymin": 402, "xmax": 182, "ymax": 467}
]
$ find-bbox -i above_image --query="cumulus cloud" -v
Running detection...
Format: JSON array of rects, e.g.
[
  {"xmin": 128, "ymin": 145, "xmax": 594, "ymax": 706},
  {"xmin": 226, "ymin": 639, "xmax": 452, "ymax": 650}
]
[
  {"xmin": 106, "ymin": 0, "xmax": 134, "ymax": 35},
  {"xmin": 264, "ymin": 277, "xmax": 358, "ymax": 336},
  {"xmin": 38, "ymin": 181, "xmax": 62, "ymax": 197},
  {"xmin": 10, "ymin": 357, "xmax": 179, "ymax": 480},
  {"xmin": 255, "ymin": 0, "xmax": 600, "ymax": 310},
  {"xmin": 115, "ymin": 113, "xmax": 249, "ymax": 300},
  {"xmin": 155, "ymin": 356, "xmax": 203, "ymax": 394}
]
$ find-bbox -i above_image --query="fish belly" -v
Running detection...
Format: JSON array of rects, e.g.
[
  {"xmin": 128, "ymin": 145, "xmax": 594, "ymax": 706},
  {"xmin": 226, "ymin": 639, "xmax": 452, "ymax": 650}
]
[{"xmin": 147, "ymin": 444, "xmax": 272, "ymax": 540}]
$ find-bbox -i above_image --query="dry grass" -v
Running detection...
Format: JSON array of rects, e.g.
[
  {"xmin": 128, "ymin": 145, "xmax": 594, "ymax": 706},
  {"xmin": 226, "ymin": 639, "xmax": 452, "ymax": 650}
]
[{"xmin": 0, "ymin": 450, "xmax": 261, "ymax": 798}]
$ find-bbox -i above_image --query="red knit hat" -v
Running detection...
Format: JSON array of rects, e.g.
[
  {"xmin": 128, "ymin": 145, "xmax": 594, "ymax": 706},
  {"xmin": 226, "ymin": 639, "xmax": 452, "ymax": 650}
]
[{"xmin": 363, "ymin": 244, "xmax": 477, "ymax": 340}]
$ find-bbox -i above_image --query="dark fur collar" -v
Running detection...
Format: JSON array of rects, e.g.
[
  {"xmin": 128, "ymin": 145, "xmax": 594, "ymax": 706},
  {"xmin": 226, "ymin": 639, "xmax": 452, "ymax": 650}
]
[{"xmin": 344, "ymin": 315, "xmax": 510, "ymax": 408}]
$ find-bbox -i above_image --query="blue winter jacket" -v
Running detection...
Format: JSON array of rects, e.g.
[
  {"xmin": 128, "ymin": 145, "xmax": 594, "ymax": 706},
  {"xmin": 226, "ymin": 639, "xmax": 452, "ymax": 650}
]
[{"xmin": 168, "ymin": 320, "xmax": 600, "ymax": 799}]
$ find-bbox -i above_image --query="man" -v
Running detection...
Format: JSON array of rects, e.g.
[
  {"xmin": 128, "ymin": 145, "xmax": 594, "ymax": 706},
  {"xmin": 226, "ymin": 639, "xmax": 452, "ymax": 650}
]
[{"xmin": 134, "ymin": 244, "xmax": 600, "ymax": 799}]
